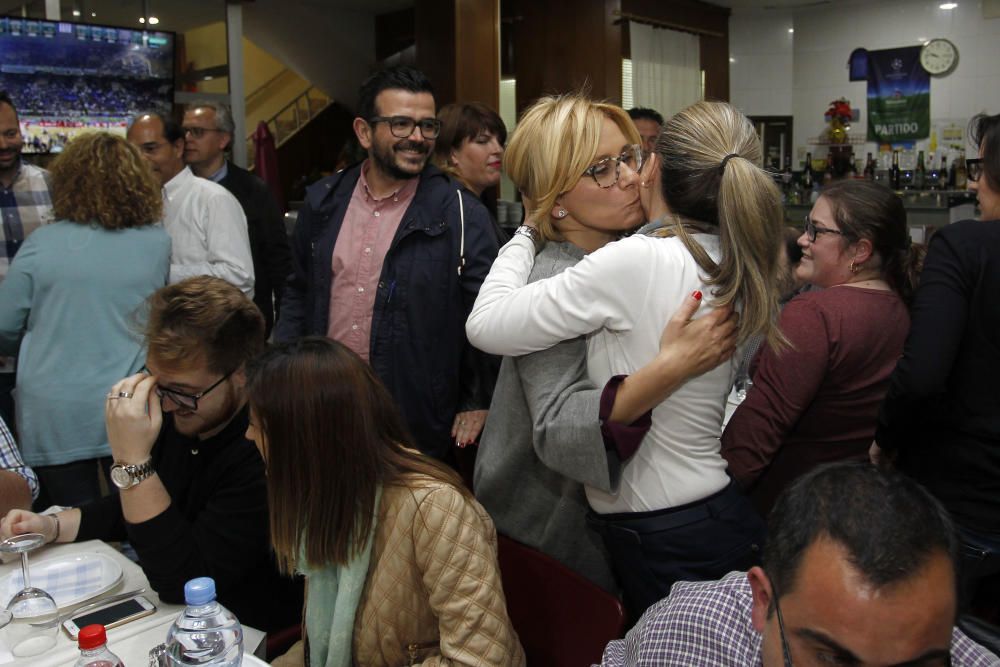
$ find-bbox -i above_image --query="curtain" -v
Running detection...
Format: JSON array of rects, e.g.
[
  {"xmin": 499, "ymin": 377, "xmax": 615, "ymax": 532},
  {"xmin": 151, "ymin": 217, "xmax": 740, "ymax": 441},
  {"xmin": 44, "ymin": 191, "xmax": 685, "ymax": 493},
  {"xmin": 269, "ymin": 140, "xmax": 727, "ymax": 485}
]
[{"xmin": 630, "ymin": 22, "xmax": 702, "ymax": 119}]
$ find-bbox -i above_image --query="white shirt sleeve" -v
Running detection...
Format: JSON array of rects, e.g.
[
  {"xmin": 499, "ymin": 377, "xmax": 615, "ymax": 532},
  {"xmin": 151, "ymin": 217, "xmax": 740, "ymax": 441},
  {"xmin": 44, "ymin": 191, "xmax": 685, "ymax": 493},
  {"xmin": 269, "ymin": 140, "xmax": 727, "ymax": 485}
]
[
  {"xmin": 466, "ymin": 234, "xmax": 649, "ymax": 356},
  {"xmin": 169, "ymin": 190, "xmax": 256, "ymax": 297}
]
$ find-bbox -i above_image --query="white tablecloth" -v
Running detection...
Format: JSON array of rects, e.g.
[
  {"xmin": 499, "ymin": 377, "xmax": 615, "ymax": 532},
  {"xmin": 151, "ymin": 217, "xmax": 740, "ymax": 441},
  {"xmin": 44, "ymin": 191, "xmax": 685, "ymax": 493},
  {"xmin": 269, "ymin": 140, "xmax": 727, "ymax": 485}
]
[{"xmin": 0, "ymin": 540, "xmax": 266, "ymax": 666}]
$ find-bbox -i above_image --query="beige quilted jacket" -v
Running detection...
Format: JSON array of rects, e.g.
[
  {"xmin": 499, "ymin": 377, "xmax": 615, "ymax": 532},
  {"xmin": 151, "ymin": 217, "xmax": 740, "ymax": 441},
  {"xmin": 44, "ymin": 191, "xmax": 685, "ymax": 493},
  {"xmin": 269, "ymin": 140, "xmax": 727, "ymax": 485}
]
[{"xmin": 273, "ymin": 477, "xmax": 525, "ymax": 667}]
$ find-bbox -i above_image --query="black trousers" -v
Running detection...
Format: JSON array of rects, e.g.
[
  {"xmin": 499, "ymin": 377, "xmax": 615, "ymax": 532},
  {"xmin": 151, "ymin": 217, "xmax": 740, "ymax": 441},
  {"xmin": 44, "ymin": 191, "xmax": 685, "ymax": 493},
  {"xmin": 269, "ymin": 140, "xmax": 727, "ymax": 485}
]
[{"xmin": 588, "ymin": 482, "xmax": 766, "ymax": 622}]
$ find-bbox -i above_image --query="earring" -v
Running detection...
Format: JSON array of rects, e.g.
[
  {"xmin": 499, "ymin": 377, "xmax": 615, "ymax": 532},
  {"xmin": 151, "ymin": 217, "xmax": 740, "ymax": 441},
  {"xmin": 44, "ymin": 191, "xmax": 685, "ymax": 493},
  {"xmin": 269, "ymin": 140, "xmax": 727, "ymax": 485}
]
[
  {"xmin": 849, "ymin": 260, "xmax": 860, "ymax": 274},
  {"xmin": 557, "ymin": 209, "xmax": 568, "ymax": 219}
]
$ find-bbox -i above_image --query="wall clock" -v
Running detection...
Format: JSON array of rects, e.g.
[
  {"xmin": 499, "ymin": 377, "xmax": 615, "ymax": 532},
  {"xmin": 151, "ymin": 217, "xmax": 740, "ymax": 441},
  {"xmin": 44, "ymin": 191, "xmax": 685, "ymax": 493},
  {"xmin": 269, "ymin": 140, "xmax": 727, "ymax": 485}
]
[{"xmin": 920, "ymin": 38, "xmax": 958, "ymax": 76}]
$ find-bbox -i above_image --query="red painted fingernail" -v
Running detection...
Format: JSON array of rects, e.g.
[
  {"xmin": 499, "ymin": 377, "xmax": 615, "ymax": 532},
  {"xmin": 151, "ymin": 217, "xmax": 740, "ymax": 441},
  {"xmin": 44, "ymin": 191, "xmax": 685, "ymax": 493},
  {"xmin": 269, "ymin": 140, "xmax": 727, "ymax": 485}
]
[{"xmin": 692, "ymin": 290, "xmax": 703, "ymax": 300}]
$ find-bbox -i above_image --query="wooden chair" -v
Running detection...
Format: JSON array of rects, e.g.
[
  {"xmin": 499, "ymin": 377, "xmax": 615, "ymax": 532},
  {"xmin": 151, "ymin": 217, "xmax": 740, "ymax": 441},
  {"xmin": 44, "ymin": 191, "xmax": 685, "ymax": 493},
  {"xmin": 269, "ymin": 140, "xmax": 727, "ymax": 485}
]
[{"xmin": 496, "ymin": 534, "xmax": 626, "ymax": 667}]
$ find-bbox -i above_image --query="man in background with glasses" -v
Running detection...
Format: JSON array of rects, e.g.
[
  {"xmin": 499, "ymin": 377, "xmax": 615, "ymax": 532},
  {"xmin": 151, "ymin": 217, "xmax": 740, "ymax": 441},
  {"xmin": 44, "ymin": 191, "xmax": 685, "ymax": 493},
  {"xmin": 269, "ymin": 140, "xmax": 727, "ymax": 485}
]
[
  {"xmin": 127, "ymin": 112, "xmax": 255, "ymax": 297},
  {"xmin": 598, "ymin": 463, "xmax": 998, "ymax": 666},
  {"xmin": 277, "ymin": 66, "xmax": 500, "ymax": 460},
  {"xmin": 0, "ymin": 276, "xmax": 303, "ymax": 633},
  {"xmin": 182, "ymin": 101, "xmax": 291, "ymax": 337}
]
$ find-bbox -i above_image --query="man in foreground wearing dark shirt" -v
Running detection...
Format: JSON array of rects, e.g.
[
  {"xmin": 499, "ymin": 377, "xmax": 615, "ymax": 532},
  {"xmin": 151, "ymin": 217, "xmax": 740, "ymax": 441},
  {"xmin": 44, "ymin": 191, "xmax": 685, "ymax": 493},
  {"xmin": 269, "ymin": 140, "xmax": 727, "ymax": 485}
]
[
  {"xmin": 599, "ymin": 463, "xmax": 998, "ymax": 666},
  {"xmin": 0, "ymin": 276, "xmax": 302, "ymax": 632}
]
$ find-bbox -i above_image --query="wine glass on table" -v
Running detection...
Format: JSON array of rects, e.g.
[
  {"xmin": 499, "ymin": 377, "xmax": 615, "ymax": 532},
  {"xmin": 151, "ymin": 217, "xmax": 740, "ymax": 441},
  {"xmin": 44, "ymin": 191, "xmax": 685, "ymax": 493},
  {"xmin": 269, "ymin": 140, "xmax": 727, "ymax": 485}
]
[{"xmin": 0, "ymin": 532, "xmax": 58, "ymax": 657}]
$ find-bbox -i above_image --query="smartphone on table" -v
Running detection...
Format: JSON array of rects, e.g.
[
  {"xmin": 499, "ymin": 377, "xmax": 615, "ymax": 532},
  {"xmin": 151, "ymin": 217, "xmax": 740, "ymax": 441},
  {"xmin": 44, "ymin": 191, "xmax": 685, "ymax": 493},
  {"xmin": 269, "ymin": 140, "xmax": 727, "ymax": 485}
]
[{"xmin": 62, "ymin": 595, "xmax": 156, "ymax": 639}]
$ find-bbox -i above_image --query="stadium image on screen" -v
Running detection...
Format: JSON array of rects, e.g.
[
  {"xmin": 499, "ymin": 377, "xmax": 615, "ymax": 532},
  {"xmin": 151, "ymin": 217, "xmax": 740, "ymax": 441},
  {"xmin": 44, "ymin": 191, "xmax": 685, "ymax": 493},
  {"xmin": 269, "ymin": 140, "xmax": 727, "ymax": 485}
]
[{"xmin": 0, "ymin": 16, "xmax": 175, "ymax": 153}]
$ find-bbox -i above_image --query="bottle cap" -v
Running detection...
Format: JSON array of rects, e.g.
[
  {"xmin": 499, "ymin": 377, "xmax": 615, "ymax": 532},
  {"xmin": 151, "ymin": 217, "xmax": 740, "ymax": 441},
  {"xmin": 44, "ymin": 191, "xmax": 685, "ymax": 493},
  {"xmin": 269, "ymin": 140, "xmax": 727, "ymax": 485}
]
[
  {"xmin": 78, "ymin": 624, "xmax": 107, "ymax": 650},
  {"xmin": 183, "ymin": 577, "xmax": 217, "ymax": 606}
]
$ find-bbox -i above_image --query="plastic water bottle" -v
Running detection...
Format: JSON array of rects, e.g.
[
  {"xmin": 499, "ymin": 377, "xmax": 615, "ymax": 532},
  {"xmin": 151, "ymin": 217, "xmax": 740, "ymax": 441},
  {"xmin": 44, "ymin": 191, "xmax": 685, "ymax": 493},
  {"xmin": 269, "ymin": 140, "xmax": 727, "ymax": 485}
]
[
  {"xmin": 165, "ymin": 577, "xmax": 244, "ymax": 666},
  {"xmin": 74, "ymin": 624, "xmax": 123, "ymax": 667}
]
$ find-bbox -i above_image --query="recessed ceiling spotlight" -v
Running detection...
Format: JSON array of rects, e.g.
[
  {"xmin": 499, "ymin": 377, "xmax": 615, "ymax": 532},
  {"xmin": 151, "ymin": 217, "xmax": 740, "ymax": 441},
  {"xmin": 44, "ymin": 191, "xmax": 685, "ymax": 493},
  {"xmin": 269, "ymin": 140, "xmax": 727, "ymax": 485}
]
[
  {"xmin": 148, "ymin": 17, "xmax": 159, "ymax": 25},
  {"xmin": 139, "ymin": 17, "xmax": 145, "ymax": 23},
  {"xmin": 940, "ymin": 2, "xmax": 958, "ymax": 9},
  {"xmin": 788, "ymin": 28, "xmax": 795, "ymax": 33},
  {"xmin": 71, "ymin": 9, "xmax": 80, "ymax": 16},
  {"xmin": 729, "ymin": 57, "xmax": 736, "ymax": 63},
  {"xmin": 90, "ymin": 11, "xmax": 96, "ymax": 17}
]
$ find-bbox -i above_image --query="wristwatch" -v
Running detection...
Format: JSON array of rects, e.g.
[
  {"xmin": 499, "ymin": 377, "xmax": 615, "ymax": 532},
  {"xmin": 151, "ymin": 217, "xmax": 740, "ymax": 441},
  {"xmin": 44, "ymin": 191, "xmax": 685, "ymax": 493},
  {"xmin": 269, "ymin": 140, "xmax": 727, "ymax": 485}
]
[
  {"xmin": 110, "ymin": 459, "xmax": 154, "ymax": 490},
  {"xmin": 513, "ymin": 225, "xmax": 543, "ymax": 253}
]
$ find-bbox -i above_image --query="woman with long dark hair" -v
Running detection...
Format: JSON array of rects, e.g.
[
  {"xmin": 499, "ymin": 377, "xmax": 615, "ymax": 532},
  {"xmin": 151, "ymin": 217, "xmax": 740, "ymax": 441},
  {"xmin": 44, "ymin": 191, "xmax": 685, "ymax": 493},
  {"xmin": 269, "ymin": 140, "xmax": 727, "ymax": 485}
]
[
  {"xmin": 250, "ymin": 338, "xmax": 523, "ymax": 667},
  {"xmin": 723, "ymin": 179, "xmax": 924, "ymax": 515}
]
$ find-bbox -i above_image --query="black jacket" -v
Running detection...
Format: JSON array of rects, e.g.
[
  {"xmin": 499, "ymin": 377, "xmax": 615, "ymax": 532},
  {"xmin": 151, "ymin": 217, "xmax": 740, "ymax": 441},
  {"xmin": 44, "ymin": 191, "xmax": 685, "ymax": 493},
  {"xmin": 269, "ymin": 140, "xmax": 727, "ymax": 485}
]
[
  {"xmin": 219, "ymin": 162, "xmax": 292, "ymax": 335},
  {"xmin": 276, "ymin": 162, "xmax": 500, "ymax": 458},
  {"xmin": 876, "ymin": 219, "xmax": 1000, "ymax": 532}
]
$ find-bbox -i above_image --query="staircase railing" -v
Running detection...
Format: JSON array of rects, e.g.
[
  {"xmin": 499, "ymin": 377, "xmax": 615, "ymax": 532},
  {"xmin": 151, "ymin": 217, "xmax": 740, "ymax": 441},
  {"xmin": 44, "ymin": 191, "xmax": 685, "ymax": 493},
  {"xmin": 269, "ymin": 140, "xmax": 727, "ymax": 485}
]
[{"xmin": 246, "ymin": 86, "xmax": 332, "ymax": 169}]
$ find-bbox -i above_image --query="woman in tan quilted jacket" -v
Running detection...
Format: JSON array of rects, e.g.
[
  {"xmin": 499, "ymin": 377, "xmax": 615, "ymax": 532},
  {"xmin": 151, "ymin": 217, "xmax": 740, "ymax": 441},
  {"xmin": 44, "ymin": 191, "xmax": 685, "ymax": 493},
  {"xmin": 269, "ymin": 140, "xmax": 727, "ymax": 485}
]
[{"xmin": 246, "ymin": 337, "xmax": 525, "ymax": 667}]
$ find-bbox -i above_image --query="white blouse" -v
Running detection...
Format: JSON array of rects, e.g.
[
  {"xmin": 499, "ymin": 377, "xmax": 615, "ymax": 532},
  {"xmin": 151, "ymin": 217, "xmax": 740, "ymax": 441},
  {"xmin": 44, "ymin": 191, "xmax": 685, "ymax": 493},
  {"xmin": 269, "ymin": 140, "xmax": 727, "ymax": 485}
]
[{"xmin": 467, "ymin": 233, "xmax": 734, "ymax": 513}]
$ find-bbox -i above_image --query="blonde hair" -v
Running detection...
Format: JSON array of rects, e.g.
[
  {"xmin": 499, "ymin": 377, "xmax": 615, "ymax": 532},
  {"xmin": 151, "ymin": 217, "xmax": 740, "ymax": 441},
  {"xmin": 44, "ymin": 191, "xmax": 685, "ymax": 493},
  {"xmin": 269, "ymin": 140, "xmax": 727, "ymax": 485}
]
[
  {"xmin": 655, "ymin": 101, "xmax": 786, "ymax": 349},
  {"xmin": 49, "ymin": 132, "xmax": 162, "ymax": 230},
  {"xmin": 503, "ymin": 93, "xmax": 640, "ymax": 241}
]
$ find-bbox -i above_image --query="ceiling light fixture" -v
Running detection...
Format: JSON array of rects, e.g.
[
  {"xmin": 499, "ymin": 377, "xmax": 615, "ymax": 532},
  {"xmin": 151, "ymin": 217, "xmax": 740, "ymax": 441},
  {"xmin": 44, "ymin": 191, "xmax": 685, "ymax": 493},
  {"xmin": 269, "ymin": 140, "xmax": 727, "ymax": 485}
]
[
  {"xmin": 139, "ymin": 17, "xmax": 145, "ymax": 23},
  {"xmin": 90, "ymin": 11, "xmax": 96, "ymax": 17},
  {"xmin": 729, "ymin": 57, "xmax": 736, "ymax": 63},
  {"xmin": 788, "ymin": 27, "xmax": 795, "ymax": 33},
  {"xmin": 148, "ymin": 17, "xmax": 159, "ymax": 25},
  {"xmin": 939, "ymin": 2, "xmax": 958, "ymax": 9},
  {"xmin": 72, "ymin": 9, "xmax": 80, "ymax": 16}
]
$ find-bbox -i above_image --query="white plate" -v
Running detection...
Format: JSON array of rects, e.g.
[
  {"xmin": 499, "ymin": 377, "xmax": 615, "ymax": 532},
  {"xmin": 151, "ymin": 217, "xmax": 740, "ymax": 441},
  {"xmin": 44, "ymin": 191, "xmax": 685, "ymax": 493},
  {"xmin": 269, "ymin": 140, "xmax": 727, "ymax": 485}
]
[{"xmin": 0, "ymin": 552, "xmax": 122, "ymax": 610}]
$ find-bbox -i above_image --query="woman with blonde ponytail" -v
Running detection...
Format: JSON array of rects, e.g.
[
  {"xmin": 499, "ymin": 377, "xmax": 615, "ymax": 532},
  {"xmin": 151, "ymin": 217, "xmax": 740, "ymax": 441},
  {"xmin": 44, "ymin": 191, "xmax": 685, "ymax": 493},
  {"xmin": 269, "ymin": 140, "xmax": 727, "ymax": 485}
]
[{"xmin": 467, "ymin": 100, "xmax": 785, "ymax": 619}]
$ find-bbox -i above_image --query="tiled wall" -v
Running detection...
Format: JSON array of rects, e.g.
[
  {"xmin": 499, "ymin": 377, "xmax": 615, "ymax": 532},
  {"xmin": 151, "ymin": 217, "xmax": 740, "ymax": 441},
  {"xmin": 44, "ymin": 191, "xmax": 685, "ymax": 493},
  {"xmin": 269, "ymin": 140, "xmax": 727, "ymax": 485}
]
[{"xmin": 730, "ymin": 0, "xmax": 1000, "ymax": 166}]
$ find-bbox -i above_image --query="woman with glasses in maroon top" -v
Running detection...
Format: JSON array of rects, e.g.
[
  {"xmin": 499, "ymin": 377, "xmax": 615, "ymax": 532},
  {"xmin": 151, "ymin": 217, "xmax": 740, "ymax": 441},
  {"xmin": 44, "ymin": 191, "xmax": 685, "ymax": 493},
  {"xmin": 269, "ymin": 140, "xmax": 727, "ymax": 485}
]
[
  {"xmin": 722, "ymin": 179, "xmax": 924, "ymax": 516},
  {"xmin": 875, "ymin": 112, "xmax": 1000, "ymax": 618}
]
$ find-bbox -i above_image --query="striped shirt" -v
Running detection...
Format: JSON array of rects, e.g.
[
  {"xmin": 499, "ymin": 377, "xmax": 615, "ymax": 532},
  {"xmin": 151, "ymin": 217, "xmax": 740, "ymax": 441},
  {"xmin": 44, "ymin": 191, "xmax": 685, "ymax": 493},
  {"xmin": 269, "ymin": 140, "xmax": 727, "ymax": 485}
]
[
  {"xmin": 0, "ymin": 160, "xmax": 53, "ymax": 283},
  {"xmin": 598, "ymin": 571, "xmax": 999, "ymax": 666},
  {"xmin": 0, "ymin": 415, "xmax": 38, "ymax": 501}
]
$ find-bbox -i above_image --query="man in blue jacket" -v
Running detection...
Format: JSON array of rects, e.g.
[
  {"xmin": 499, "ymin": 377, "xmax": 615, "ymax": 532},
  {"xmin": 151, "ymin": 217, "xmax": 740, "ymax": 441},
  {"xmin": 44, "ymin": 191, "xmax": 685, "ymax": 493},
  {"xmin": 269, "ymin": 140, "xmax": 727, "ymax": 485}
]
[{"xmin": 276, "ymin": 66, "xmax": 500, "ymax": 460}]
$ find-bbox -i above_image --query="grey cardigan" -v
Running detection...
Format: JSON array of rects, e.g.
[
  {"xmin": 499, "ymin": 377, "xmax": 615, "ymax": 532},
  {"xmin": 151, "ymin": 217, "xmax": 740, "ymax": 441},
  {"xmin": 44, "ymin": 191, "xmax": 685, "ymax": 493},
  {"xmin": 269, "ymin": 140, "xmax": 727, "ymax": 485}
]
[{"xmin": 473, "ymin": 241, "xmax": 621, "ymax": 593}]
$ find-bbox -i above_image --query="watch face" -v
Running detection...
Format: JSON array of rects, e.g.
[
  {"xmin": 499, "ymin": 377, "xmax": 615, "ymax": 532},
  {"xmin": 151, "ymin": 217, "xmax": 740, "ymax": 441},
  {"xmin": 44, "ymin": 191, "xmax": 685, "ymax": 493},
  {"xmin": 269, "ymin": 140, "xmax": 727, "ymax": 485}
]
[
  {"xmin": 920, "ymin": 39, "xmax": 957, "ymax": 76},
  {"xmin": 110, "ymin": 465, "xmax": 132, "ymax": 489}
]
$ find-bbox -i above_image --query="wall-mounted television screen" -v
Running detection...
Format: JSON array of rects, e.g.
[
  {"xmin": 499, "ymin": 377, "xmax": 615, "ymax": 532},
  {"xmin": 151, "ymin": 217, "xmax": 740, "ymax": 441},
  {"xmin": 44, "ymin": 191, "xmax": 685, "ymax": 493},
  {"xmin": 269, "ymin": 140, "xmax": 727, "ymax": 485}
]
[{"xmin": 0, "ymin": 16, "xmax": 175, "ymax": 153}]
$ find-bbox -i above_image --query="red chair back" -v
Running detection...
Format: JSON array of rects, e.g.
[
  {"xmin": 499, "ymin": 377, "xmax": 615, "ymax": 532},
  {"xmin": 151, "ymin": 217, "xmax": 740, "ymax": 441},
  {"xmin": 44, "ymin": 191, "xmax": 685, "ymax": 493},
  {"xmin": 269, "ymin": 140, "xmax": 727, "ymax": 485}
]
[{"xmin": 496, "ymin": 534, "xmax": 625, "ymax": 666}]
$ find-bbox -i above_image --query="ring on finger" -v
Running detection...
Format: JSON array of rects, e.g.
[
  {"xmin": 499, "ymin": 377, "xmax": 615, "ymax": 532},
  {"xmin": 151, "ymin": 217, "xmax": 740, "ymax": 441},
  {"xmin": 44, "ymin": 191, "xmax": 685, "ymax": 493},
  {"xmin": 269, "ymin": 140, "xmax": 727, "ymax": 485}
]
[{"xmin": 117, "ymin": 391, "xmax": 134, "ymax": 399}]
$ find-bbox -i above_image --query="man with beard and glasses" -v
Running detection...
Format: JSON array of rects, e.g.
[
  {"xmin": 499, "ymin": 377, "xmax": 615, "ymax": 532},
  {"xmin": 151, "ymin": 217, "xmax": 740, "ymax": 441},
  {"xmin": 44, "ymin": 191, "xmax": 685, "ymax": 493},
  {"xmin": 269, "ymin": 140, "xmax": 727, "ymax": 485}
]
[
  {"xmin": 0, "ymin": 277, "xmax": 303, "ymax": 632},
  {"xmin": 0, "ymin": 91, "xmax": 53, "ymax": 427},
  {"xmin": 597, "ymin": 463, "xmax": 999, "ymax": 666},
  {"xmin": 277, "ymin": 66, "xmax": 500, "ymax": 460}
]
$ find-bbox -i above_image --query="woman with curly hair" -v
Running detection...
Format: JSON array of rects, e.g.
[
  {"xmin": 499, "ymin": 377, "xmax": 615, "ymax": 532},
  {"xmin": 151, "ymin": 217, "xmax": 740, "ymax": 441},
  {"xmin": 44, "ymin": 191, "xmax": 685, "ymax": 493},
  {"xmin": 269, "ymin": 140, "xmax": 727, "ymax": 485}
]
[{"xmin": 0, "ymin": 132, "xmax": 170, "ymax": 507}]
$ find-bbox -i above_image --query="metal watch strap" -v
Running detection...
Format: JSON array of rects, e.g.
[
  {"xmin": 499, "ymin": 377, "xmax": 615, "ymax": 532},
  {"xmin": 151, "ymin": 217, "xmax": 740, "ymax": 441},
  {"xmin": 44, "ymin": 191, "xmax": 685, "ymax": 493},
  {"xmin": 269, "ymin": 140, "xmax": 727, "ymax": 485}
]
[
  {"xmin": 513, "ymin": 225, "xmax": 543, "ymax": 253},
  {"xmin": 112, "ymin": 458, "xmax": 154, "ymax": 489}
]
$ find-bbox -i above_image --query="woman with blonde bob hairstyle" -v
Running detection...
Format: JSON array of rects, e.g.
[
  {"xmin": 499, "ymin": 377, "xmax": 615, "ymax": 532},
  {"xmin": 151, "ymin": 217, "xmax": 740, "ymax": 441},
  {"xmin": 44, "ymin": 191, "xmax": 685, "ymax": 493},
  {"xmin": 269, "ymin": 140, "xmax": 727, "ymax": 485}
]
[
  {"xmin": 468, "ymin": 99, "xmax": 784, "ymax": 619},
  {"xmin": 253, "ymin": 338, "xmax": 524, "ymax": 667},
  {"xmin": 0, "ymin": 132, "xmax": 169, "ymax": 507}
]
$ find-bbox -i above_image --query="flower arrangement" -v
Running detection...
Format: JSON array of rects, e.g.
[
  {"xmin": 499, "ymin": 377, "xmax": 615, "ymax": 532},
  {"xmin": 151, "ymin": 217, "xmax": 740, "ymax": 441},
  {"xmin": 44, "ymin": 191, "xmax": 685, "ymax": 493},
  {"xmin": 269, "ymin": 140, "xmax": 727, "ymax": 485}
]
[{"xmin": 824, "ymin": 98, "xmax": 853, "ymax": 144}]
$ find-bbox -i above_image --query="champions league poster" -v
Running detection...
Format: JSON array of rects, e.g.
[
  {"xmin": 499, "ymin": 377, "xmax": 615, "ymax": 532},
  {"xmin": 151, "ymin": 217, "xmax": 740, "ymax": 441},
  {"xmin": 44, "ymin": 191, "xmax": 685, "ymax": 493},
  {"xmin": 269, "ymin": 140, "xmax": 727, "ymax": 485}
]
[{"xmin": 866, "ymin": 46, "xmax": 930, "ymax": 143}]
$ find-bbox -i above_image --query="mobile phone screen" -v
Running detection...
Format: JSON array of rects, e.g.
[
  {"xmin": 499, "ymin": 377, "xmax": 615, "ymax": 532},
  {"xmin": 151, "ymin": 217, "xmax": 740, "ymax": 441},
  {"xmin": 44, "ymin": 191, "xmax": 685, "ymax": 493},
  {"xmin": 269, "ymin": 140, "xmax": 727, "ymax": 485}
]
[{"xmin": 72, "ymin": 599, "xmax": 147, "ymax": 628}]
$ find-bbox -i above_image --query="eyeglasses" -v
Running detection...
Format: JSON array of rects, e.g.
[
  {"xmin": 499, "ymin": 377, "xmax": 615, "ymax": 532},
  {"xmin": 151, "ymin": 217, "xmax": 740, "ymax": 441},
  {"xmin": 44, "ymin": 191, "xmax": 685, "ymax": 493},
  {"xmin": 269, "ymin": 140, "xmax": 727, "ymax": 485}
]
[
  {"xmin": 803, "ymin": 215, "xmax": 847, "ymax": 243},
  {"xmin": 141, "ymin": 366, "xmax": 234, "ymax": 411},
  {"xmin": 584, "ymin": 145, "xmax": 644, "ymax": 188},
  {"xmin": 771, "ymin": 579, "xmax": 795, "ymax": 667},
  {"xmin": 369, "ymin": 116, "xmax": 442, "ymax": 139},
  {"xmin": 182, "ymin": 127, "xmax": 227, "ymax": 139},
  {"xmin": 966, "ymin": 158, "xmax": 983, "ymax": 183}
]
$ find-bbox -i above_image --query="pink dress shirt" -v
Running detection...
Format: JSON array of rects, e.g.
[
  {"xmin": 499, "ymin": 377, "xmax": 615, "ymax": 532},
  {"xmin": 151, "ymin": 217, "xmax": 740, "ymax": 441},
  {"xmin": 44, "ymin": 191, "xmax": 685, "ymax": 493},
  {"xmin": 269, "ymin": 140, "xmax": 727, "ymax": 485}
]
[{"xmin": 326, "ymin": 164, "xmax": 419, "ymax": 360}]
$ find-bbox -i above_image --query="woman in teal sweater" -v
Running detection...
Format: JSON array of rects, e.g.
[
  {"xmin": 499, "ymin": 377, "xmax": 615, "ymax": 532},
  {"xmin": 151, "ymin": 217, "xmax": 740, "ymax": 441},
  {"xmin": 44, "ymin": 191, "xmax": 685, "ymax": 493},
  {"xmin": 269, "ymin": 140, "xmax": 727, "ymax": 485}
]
[{"xmin": 0, "ymin": 132, "xmax": 170, "ymax": 507}]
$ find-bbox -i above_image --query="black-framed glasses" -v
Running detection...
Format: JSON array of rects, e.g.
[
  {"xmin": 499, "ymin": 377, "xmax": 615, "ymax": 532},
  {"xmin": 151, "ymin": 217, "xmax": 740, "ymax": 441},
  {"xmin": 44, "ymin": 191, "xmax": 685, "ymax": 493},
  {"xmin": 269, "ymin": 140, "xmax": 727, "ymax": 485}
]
[
  {"xmin": 182, "ymin": 126, "xmax": 227, "ymax": 139},
  {"xmin": 803, "ymin": 215, "xmax": 847, "ymax": 243},
  {"xmin": 583, "ymin": 144, "xmax": 644, "ymax": 188},
  {"xmin": 141, "ymin": 366, "xmax": 234, "ymax": 411},
  {"xmin": 966, "ymin": 158, "xmax": 983, "ymax": 183},
  {"xmin": 369, "ymin": 115, "xmax": 442, "ymax": 139},
  {"xmin": 771, "ymin": 579, "xmax": 795, "ymax": 667}
]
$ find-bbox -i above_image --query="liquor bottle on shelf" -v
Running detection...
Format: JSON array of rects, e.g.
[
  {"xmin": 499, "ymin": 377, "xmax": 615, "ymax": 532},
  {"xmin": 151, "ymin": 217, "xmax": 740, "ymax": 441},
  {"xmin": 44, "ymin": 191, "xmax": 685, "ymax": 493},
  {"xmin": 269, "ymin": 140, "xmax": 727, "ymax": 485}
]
[
  {"xmin": 863, "ymin": 152, "xmax": 876, "ymax": 180},
  {"xmin": 949, "ymin": 153, "xmax": 958, "ymax": 188},
  {"xmin": 914, "ymin": 150, "xmax": 926, "ymax": 190},
  {"xmin": 891, "ymin": 150, "xmax": 901, "ymax": 190},
  {"xmin": 781, "ymin": 155, "xmax": 794, "ymax": 198},
  {"xmin": 954, "ymin": 151, "xmax": 968, "ymax": 189},
  {"xmin": 802, "ymin": 152, "xmax": 814, "ymax": 191},
  {"xmin": 823, "ymin": 157, "xmax": 834, "ymax": 184},
  {"xmin": 928, "ymin": 153, "xmax": 940, "ymax": 190},
  {"xmin": 939, "ymin": 155, "xmax": 949, "ymax": 190}
]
